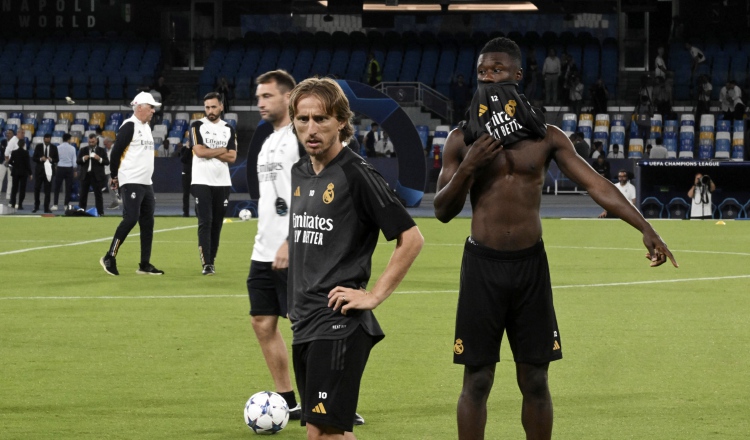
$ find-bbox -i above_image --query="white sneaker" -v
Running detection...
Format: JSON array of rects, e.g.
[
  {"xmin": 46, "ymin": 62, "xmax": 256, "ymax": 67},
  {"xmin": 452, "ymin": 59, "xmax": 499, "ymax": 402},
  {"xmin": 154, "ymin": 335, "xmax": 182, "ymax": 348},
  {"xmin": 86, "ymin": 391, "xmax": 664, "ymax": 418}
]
[{"xmin": 51, "ymin": 205, "xmax": 58, "ymax": 210}]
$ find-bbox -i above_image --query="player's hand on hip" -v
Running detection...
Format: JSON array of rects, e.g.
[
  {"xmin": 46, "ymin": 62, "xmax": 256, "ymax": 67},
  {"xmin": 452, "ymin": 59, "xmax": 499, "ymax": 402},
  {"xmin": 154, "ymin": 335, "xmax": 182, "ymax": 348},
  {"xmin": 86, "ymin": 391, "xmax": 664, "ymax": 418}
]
[
  {"xmin": 462, "ymin": 133, "xmax": 503, "ymax": 172},
  {"xmin": 328, "ymin": 286, "xmax": 377, "ymax": 315}
]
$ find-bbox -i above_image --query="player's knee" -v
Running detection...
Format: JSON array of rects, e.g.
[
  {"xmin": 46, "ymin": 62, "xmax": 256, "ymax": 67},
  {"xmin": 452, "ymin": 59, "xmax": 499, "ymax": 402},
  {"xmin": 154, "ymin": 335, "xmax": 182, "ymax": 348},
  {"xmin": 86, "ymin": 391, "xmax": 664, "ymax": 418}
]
[
  {"xmin": 251, "ymin": 315, "xmax": 278, "ymax": 338},
  {"xmin": 517, "ymin": 367, "xmax": 549, "ymax": 399},
  {"xmin": 462, "ymin": 367, "xmax": 494, "ymax": 400}
]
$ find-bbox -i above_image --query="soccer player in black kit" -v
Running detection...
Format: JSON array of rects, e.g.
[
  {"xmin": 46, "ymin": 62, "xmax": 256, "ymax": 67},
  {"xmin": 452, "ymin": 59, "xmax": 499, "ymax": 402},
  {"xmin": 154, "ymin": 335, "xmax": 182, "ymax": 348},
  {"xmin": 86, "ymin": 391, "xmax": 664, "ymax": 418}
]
[{"xmin": 287, "ymin": 77, "xmax": 424, "ymax": 440}]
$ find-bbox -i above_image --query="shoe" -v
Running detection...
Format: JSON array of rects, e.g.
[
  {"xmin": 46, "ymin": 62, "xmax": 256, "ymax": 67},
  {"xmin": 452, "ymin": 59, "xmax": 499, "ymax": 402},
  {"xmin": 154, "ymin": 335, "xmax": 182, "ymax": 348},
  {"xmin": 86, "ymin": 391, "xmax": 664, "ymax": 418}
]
[
  {"xmin": 51, "ymin": 205, "xmax": 58, "ymax": 210},
  {"xmin": 17, "ymin": 206, "xmax": 24, "ymax": 210},
  {"xmin": 182, "ymin": 213, "xmax": 189, "ymax": 217},
  {"xmin": 288, "ymin": 404, "xmax": 301, "ymax": 420},
  {"xmin": 136, "ymin": 263, "xmax": 165, "ymax": 275},
  {"xmin": 100, "ymin": 255, "xmax": 119, "ymax": 276},
  {"xmin": 44, "ymin": 210, "xmax": 52, "ymax": 214},
  {"xmin": 202, "ymin": 264, "xmax": 215, "ymax": 276},
  {"xmin": 32, "ymin": 208, "xmax": 38, "ymax": 213},
  {"xmin": 354, "ymin": 413, "xmax": 365, "ymax": 426}
]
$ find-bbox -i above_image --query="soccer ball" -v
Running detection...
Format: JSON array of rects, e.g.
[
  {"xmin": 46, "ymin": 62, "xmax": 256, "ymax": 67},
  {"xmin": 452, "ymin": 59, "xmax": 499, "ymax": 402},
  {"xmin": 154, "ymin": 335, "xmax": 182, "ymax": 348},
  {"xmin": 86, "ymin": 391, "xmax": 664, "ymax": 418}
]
[
  {"xmin": 239, "ymin": 209, "xmax": 253, "ymax": 221},
  {"xmin": 243, "ymin": 391, "xmax": 289, "ymax": 435}
]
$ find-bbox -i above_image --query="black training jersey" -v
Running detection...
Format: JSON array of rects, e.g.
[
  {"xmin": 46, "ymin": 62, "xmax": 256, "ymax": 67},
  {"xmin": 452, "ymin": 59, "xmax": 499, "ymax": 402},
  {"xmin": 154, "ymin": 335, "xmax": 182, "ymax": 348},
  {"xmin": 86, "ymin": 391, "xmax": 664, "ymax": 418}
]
[{"xmin": 288, "ymin": 147, "xmax": 416, "ymax": 345}]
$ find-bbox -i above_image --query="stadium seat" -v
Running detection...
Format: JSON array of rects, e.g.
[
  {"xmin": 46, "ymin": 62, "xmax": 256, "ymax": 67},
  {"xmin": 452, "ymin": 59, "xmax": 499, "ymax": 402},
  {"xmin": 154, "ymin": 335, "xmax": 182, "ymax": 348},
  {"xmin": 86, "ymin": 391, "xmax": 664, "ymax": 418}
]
[
  {"xmin": 667, "ymin": 197, "xmax": 691, "ymax": 219},
  {"xmin": 641, "ymin": 197, "xmax": 664, "ymax": 218},
  {"xmin": 102, "ymin": 130, "xmax": 116, "ymax": 140},
  {"xmin": 718, "ymin": 198, "xmax": 744, "ymax": 219},
  {"xmin": 59, "ymin": 112, "xmax": 74, "ymax": 123},
  {"xmin": 73, "ymin": 118, "xmax": 89, "ymax": 130},
  {"xmin": 91, "ymin": 112, "xmax": 106, "ymax": 126},
  {"xmin": 21, "ymin": 123, "xmax": 35, "ymax": 136}
]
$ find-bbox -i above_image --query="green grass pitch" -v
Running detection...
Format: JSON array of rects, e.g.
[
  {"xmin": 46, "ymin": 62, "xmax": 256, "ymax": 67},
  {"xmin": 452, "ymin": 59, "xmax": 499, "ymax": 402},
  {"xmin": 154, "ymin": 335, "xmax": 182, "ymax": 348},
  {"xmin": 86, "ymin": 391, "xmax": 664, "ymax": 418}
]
[{"xmin": 1, "ymin": 216, "xmax": 749, "ymax": 439}]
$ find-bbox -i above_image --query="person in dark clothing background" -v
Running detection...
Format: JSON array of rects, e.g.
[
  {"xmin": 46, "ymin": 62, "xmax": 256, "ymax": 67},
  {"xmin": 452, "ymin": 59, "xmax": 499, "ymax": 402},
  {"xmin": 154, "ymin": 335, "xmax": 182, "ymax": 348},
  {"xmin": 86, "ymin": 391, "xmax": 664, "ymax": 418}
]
[
  {"xmin": 180, "ymin": 141, "xmax": 193, "ymax": 217},
  {"xmin": 8, "ymin": 139, "xmax": 32, "ymax": 210}
]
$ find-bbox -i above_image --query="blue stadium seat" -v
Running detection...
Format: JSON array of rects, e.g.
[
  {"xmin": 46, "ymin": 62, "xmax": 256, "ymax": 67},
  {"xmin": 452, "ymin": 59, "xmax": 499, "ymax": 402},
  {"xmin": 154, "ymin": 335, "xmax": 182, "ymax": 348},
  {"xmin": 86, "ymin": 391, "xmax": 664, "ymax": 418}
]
[
  {"xmin": 109, "ymin": 112, "xmax": 124, "ymax": 124},
  {"xmin": 125, "ymin": 73, "xmax": 143, "ymax": 98},
  {"xmin": 718, "ymin": 198, "xmax": 744, "ymax": 219},
  {"xmin": 328, "ymin": 46, "xmax": 350, "ymax": 79},
  {"xmin": 417, "ymin": 42, "xmax": 440, "ymax": 87},
  {"xmin": 667, "ymin": 197, "xmax": 691, "ymax": 219},
  {"xmin": 641, "ymin": 197, "xmax": 664, "ymax": 218},
  {"xmin": 398, "ymin": 42, "xmax": 422, "ymax": 82},
  {"xmin": 344, "ymin": 47, "xmax": 367, "ymax": 82},
  {"xmin": 382, "ymin": 43, "xmax": 404, "ymax": 83},
  {"xmin": 0, "ymin": 74, "xmax": 16, "ymax": 99},
  {"xmin": 72, "ymin": 73, "xmax": 89, "ymax": 99},
  {"xmin": 108, "ymin": 73, "xmax": 124, "ymax": 99},
  {"xmin": 53, "ymin": 74, "xmax": 71, "ymax": 99},
  {"xmin": 90, "ymin": 75, "xmax": 107, "ymax": 100},
  {"xmin": 309, "ymin": 46, "xmax": 332, "ymax": 78}
]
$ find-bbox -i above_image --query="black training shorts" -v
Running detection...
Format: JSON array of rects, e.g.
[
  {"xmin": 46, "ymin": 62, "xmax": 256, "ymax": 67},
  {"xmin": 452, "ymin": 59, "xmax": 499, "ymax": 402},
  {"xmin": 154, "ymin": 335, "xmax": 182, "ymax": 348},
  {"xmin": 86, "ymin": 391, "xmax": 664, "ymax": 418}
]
[
  {"xmin": 453, "ymin": 238, "xmax": 562, "ymax": 366},
  {"xmin": 247, "ymin": 260, "xmax": 289, "ymax": 317},
  {"xmin": 292, "ymin": 326, "xmax": 373, "ymax": 432}
]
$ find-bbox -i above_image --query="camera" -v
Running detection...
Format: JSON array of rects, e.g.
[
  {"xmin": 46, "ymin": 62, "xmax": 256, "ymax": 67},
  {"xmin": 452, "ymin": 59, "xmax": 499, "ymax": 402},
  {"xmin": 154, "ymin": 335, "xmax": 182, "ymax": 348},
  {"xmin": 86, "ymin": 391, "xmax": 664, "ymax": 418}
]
[{"xmin": 701, "ymin": 175, "xmax": 711, "ymax": 185}]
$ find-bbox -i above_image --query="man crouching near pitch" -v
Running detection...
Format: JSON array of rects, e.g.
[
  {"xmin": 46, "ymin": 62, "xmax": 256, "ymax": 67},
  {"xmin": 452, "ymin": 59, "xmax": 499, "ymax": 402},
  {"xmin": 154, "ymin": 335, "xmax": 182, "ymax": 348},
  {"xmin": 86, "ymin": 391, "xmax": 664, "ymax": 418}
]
[{"xmin": 286, "ymin": 77, "xmax": 424, "ymax": 439}]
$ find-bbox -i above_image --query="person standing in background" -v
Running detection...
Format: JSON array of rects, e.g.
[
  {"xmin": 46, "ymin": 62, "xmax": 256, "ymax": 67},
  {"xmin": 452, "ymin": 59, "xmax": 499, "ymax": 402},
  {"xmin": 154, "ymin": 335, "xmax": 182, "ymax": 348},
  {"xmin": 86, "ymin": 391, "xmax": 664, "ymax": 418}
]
[
  {"xmin": 190, "ymin": 92, "xmax": 237, "ymax": 275},
  {"xmin": 32, "ymin": 133, "xmax": 59, "ymax": 213},
  {"xmin": 52, "ymin": 133, "xmax": 77, "ymax": 211},
  {"xmin": 100, "ymin": 92, "xmax": 165, "ymax": 276},
  {"xmin": 8, "ymin": 139, "xmax": 31, "ymax": 210},
  {"xmin": 180, "ymin": 141, "xmax": 193, "ymax": 217}
]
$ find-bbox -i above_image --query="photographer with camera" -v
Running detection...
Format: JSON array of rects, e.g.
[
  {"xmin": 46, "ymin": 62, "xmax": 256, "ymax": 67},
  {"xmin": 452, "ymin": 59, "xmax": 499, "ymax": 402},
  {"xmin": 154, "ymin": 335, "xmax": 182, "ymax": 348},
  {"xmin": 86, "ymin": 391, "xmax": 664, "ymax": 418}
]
[{"xmin": 687, "ymin": 172, "xmax": 716, "ymax": 219}]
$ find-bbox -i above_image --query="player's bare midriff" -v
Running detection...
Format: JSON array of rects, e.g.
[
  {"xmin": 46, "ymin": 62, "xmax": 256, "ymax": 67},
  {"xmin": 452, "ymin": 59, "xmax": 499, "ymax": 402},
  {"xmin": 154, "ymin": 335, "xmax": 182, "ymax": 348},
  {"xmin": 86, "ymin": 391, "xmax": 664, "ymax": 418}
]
[{"xmin": 465, "ymin": 136, "xmax": 551, "ymax": 252}]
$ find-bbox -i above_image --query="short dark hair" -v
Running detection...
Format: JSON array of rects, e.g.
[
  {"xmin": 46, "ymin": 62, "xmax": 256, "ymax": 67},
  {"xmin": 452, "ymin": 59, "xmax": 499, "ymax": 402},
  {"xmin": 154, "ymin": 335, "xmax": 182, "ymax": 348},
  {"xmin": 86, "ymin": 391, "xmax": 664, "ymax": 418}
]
[
  {"xmin": 480, "ymin": 37, "xmax": 522, "ymax": 66},
  {"xmin": 203, "ymin": 91, "xmax": 223, "ymax": 102},
  {"xmin": 62, "ymin": 133, "xmax": 71, "ymax": 141},
  {"xmin": 88, "ymin": 133, "xmax": 97, "ymax": 139},
  {"xmin": 256, "ymin": 69, "xmax": 296, "ymax": 93},
  {"xmin": 43, "ymin": 133, "xmax": 51, "ymax": 138}
]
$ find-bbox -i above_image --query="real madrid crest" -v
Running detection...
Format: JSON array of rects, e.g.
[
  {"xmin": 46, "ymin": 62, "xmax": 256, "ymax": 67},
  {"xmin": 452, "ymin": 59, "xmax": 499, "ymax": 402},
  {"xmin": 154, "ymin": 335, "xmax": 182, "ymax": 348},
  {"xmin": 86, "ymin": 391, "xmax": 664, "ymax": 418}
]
[
  {"xmin": 323, "ymin": 183, "xmax": 335, "ymax": 204},
  {"xmin": 504, "ymin": 99, "xmax": 517, "ymax": 117},
  {"xmin": 454, "ymin": 338, "xmax": 464, "ymax": 355}
]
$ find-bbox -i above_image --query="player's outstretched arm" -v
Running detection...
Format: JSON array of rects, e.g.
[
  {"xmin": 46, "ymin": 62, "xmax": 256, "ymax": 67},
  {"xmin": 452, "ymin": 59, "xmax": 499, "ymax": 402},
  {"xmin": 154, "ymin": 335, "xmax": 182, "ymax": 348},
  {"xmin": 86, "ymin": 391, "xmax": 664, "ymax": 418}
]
[
  {"xmin": 550, "ymin": 125, "xmax": 678, "ymax": 268},
  {"xmin": 434, "ymin": 131, "xmax": 502, "ymax": 223},
  {"xmin": 328, "ymin": 225, "xmax": 424, "ymax": 314}
]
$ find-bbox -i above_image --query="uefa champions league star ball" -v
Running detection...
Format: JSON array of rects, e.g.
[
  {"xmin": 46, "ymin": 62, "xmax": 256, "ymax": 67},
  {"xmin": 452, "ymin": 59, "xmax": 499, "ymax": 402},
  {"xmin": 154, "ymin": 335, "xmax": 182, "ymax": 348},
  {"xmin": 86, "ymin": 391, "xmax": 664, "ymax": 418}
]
[
  {"xmin": 243, "ymin": 391, "xmax": 289, "ymax": 435},
  {"xmin": 239, "ymin": 209, "xmax": 253, "ymax": 221}
]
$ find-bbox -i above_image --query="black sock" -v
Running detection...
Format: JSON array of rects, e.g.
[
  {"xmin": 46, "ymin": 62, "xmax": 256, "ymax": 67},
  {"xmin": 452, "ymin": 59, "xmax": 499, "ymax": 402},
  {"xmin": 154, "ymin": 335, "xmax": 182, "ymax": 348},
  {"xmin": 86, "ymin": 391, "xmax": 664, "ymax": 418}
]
[{"xmin": 279, "ymin": 391, "xmax": 297, "ymax": 408}]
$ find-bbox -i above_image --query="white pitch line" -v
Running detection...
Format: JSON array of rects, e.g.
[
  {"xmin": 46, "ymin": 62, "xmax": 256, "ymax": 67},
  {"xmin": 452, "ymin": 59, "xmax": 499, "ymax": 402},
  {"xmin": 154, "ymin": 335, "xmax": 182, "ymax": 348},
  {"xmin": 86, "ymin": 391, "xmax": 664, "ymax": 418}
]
[
  {"xmin": 553, "ymin": 274, "xmax": 750, "ymax": 289},
  {"xmin": 0, "ymin": 225, "xmax": 197, "ymax": 256},
  {"xmin": 2, "ymin": 274, "xmax": 748, "ymax": 301}
]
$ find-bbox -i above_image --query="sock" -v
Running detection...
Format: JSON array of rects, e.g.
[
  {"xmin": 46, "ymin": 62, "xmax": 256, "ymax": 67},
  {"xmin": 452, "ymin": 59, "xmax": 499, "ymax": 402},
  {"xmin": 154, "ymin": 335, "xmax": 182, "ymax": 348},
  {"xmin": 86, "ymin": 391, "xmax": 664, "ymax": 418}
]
[{"xmin": 279, "ymin": 391, "xmax": 297, "ymax": 408}]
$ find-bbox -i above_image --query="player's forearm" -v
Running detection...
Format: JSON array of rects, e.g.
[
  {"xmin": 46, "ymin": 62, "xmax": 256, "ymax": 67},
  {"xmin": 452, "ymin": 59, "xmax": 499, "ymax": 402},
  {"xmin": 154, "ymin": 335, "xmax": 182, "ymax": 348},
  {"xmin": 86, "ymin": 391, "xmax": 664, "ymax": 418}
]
[
  {"xmin": 434, "ymin": 167, "xmax": 473, "ymax": 223},
  {"xmin": 368, "ymin": 226, "xmax": 424, "ymax": 306},
  {"xmin": 591, "ymin": 183, "xmax": 650, "ymax": 232},
  {"xmin": 193, "ymin": 144, "xmax": 226, "ymax": 158},
  {"xmin": 216, "ymin": 150, "xmax": 237, "ymax": 163}
]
